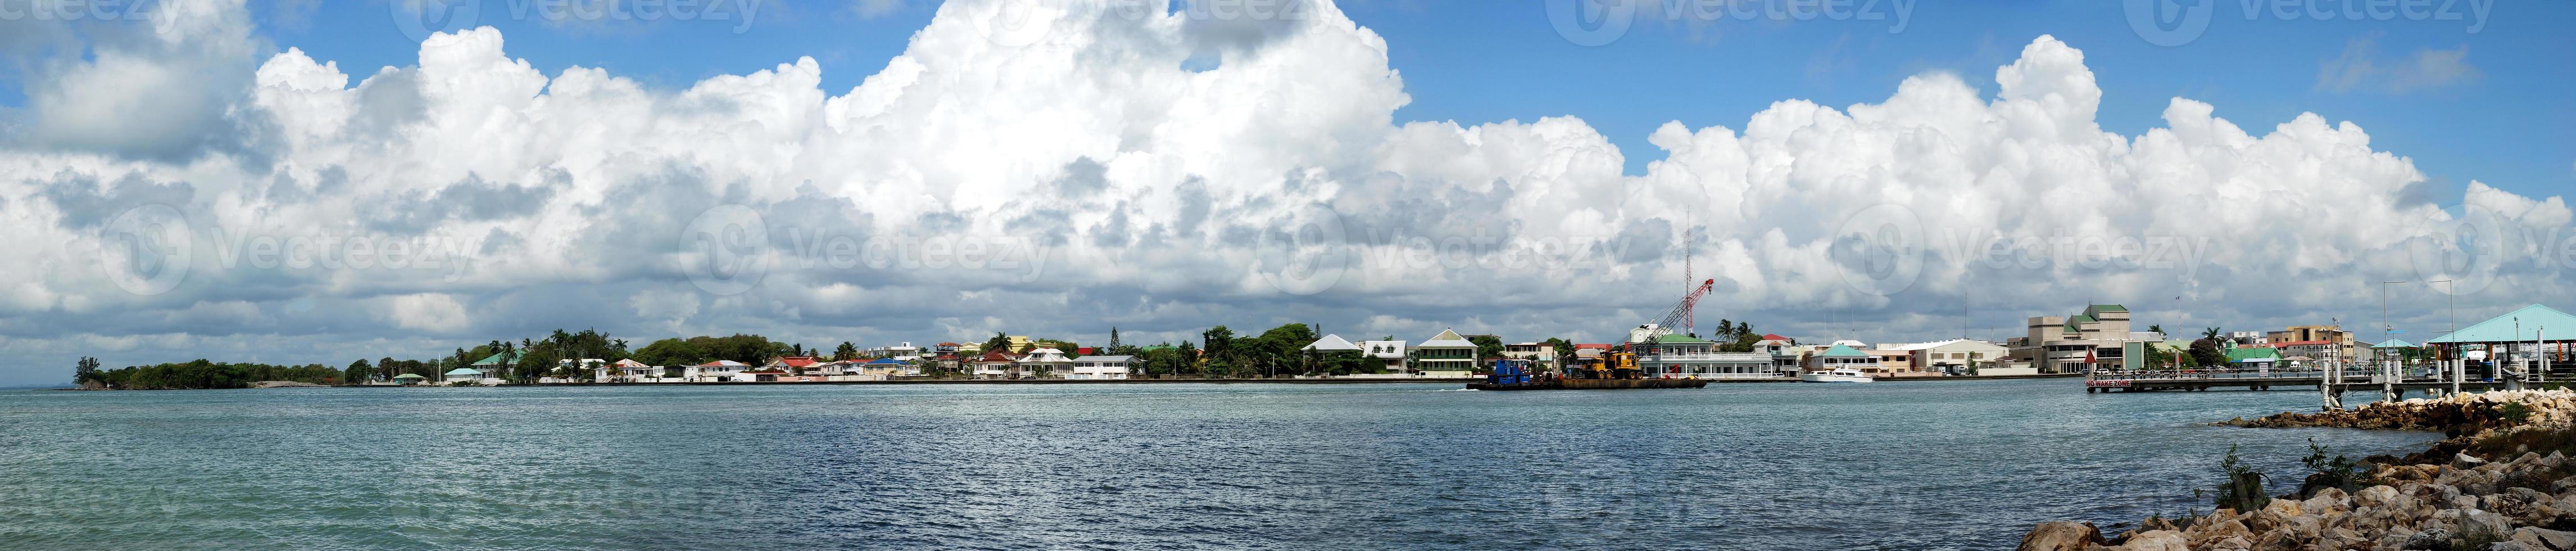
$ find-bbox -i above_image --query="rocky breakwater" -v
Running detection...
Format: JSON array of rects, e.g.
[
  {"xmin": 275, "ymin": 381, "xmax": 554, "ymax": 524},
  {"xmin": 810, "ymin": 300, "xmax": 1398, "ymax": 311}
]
[{"xmin": 2019, "ymin": 390, "xmax": 2576, "ymax": 551}]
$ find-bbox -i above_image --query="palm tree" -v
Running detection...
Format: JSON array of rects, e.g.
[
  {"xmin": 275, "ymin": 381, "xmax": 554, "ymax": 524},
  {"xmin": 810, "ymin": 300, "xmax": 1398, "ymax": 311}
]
[{"xmin": 2202, "ymin": 327, "xmax": 2224, "ymax": 341}]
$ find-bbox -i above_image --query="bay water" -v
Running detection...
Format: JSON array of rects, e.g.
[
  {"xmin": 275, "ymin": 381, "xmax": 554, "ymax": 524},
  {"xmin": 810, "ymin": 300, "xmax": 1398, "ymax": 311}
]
[{"xmin": 0, "ymin": 380, "xmax": 2441, "ymax": 550}]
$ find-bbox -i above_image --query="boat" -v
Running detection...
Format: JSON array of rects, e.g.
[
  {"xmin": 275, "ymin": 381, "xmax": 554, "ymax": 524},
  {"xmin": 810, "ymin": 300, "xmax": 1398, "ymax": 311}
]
[
  {"xmin": 1465, "ymin": 355, "xmax": 1708, "ymax": 390},
  {"xmin": 1799, "ymin": 368, "xmax": 1876, "ymax": 383}
]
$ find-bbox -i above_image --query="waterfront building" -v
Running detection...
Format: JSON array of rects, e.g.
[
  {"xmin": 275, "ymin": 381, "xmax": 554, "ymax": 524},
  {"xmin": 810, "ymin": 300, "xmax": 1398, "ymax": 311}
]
[
  {"xmin": 1501, "ymin": 342, "xmax": 1556, "ymax": 369},
  {"xmin": 969, "ymin": 350, "xmax": 1023, "ymax": 379},
  {"xmin": 2424, "ymin": 304, "xmax": 2576, "ymax": 378},
  {"xmin": 765, "ymin": 356, "xmax": 822, "ymax": 374},
  {"xmin": 2228, "ymin": 331, "xmax": 2268, "ymax": 346},
  {"xmin": 1862, "ymin": 348, "xmax": 1926, "ymax": 376},
  {"xmin": 1302, "ymin": 335, "xmax": 1363, "ymax": 353},
  {"xmin": 606, "ymin": 359, "xmax": 655, "ymax": 382},
  {"xmin": 2226, "ymin": 347, "xmax": 2283, "ymax": 369},
  {"xmin": 469, "ymin": 351, "xmax": 518, "ymax": 378},
  {"xmin": 1891, "ymin": 339, "xmax": 2008, "ymax": 375},
  {"xmin": 1066, "ymin": 355, "xmax": 1134, "ymax": 380},
  {"xmin": 1414, "ymin": 329, "xmax": 1478, "ymax": 376},
  {"xmin": 687, "ymin": 360, "xmax": 751, "ymax": 382},
  {"xmin": 2267, "ymin": 341, "xmax": 2345, "ymax": 365},
  {"xmin": 442, "ymin": 367, "xmax": 502, "ymax": 385},
  {"xmin": 1018, "ymin": 347, "xmax": 1074, "ymax": 377},
  {"xmin": 865, "ymin": 342, "xmax": 922, "ymax": 359},
  {"xmin": 863, "ymin": 358, "xmax": 913, "ymax": 377},
  {"xmin": 2008, "ymin": 304, "xmax": 2148, "ymax": 373},
  {"xmin": 1804, "ymin": 345, "xmax": 1883, "ymax": 374},
  {"xmin": 2265, "ymin": 325, "xmax": 2359, "ymax": 362},
  {"xmin": 1359, "ymin": 340, "xmax": 1408, "ymax": 373},
  {"xmin": 1631, "ymin": 333, "xmax": 1776, "ymax": 379},
  {"xmin": 552, "ymin": 358, "xmax": 605, "ymax": 383}
]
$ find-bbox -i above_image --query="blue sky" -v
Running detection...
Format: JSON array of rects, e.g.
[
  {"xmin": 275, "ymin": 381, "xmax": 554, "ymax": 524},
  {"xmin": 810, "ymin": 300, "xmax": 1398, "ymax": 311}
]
[
  {"xmin": 196, "ymin": 0, "xmax": 2574, "ymax": 201},
  {"xmin": 0, "ymin": 0, "xmax": 2570, "ymax": 385}
]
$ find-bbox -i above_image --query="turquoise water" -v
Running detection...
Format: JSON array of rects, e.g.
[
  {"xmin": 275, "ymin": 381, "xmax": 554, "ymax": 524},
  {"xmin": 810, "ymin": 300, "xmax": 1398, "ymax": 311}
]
[{"xmin": 0, "ymin": 380, "xmax": 2438, "ymax": 550}]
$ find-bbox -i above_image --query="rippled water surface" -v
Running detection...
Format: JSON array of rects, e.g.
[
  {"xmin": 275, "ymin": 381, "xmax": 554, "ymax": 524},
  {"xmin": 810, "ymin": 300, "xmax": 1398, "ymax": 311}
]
[{"xmin": 0, "ymin": 380, "xmax": 2441, "ymax": 550}]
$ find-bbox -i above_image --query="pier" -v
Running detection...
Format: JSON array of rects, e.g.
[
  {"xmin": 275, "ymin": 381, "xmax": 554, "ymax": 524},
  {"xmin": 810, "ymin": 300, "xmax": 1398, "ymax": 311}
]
[{"xmin": 2084, "ymin": 360, "xmax": 2568, "ymax": 408}]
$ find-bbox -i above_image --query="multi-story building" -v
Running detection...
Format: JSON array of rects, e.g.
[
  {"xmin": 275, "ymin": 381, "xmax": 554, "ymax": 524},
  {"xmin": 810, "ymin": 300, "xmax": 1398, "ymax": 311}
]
[
  {"xmin": 865, "ymin": 342, "xmax": 922, "ymax": 359},
  {"xmin": 1631, "ymin": 333, "xmax": 1776, "ymax": 379},
  {"xmin": 1892, "ymin": 339, "xmax": 2009, "ymax": 375},
  {"xmin": 1360, "ymin": 340, "xmax": 1408, "ymax": 373},
  {"xmin": 1501, "ymin": 342, "xmax": 1555, "ymax": 369},
  {"xmin": 2009, "ymin": 304, "xmax": 2149, "ymax": 373},
  {"xmin": 1414, "ymin": 329, "xmax": 1479, "ymax": 376},
  {"xmin": 2227, "ymin": 331, "xmax": 2267, "ymax": 346},
  {"xmin": 2265, "ymin": 325, "xmax": 2358, "ymax": 362}
]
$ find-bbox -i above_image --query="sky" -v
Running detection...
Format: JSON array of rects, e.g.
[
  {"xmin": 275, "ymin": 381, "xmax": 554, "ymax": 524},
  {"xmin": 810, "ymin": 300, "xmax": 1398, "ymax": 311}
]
[{"xmin": 0, "ymin": 0, "xmax": 2569, "ymax": 385}]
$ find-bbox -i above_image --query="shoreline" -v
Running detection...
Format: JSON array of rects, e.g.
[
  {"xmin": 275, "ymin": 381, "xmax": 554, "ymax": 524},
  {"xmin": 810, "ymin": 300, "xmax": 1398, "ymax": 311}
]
[{"xmin": 2019, "ymin": 390, "xmax": 2576, "ymax": 550}]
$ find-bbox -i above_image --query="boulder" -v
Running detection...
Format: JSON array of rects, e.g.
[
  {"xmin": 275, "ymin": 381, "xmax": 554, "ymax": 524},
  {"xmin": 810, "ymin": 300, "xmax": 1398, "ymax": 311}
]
[
  {"xmin": 2109, "ymin": 530, "xmax": 2187, "ymax": 551},
  {"xmin": 2512, "ymin": 527, "xmax": 2576, "ymax": 550},
  {"xmin": 2016, "ymin": 521, "xmax": 2106, "ymax": 551},
  {"xmin": 2404, "ymin": 527, "xmax": 2454, "ymax": 550}
]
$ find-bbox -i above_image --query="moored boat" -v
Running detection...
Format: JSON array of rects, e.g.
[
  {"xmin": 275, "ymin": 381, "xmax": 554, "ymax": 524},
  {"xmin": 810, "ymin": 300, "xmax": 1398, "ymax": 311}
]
[{"xmin": 1799, "ymin": 368, "xmax": 1876, "ymax": 383}]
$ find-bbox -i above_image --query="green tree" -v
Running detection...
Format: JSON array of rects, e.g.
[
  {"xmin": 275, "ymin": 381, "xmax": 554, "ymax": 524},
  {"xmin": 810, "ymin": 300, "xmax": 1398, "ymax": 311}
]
[
  {"xmin": 2189, "ymin": 338, "xmax": 2226, "ymax": 368},
  {"xmin": 72, "ymin": 356, "xmax": 101, "ymax": 386},
  {"xmin": 2202, "ymin": 327, "xmax": 2224, "ymax": 341},
  {"xmin": 983, "ymin": 332, "xmax": 1013, "ymax": 355},
  {"xmin": 1467, "ymin": 335, "xmax": 1504, "ymax": 364},
  {"xmin": 1542, "ymin": 337, "xmax": 1576, "ymax": 365},
  {"xmin": 835, "ymin": 342, "xmax": 860, "ymax": 361}
]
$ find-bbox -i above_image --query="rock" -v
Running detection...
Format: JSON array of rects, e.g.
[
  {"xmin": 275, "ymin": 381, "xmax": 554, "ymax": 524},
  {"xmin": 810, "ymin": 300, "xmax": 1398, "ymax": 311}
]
[
  {"xmin": 2016, "ymin": 521, "xmax": 2106, "ymax": 551},
  {"xmin": 2110, "ymin": 530, "xmax": 2187, "ymax": 551},
  {"xmin": 2264, "ymin": 498, "xmax": 2307, "ymax": 518},
  {"xmin": 2462, "ymin": 453, "xmax": 2493, "ymax": 468},
  {"xmin": 2465, "ymin": 509, "xmax": 2517, "ymax": 540},
  {"xmin": 2512, "ymin": 527, "xmax": 2576, "ymax": 550},
  {"xmin": 2405, "ymin": 527, "xmax": 2455, "ymax": 550},
  {"xmin": 2185, "ymin": 519, "xmax": 2253, "ymax": 548}
]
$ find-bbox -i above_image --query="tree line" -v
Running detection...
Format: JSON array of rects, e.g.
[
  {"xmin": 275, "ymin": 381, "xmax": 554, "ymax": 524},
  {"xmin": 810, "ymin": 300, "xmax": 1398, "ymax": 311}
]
[{"xmin": 75, "ymin": 357, "xmax": 342, "ymax": 390}]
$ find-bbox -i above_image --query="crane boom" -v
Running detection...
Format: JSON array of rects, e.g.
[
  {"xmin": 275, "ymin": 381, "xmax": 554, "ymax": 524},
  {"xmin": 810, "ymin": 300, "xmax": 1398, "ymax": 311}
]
[{"xmin": 1629, "ymin": 279, "xmax": 1717, "ymax": 353}]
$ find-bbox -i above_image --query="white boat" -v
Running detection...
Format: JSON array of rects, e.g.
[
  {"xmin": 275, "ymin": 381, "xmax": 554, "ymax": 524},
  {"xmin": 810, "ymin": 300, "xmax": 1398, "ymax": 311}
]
[{"xmin": 1799, "ymin": 368, "xmax": 1876, "ymax": 383}]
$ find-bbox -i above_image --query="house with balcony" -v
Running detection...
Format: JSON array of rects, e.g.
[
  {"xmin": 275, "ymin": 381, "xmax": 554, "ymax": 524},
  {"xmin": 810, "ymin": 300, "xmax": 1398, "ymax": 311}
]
[
  {"xmin": 1890, "ymin": 339, "xmax": 2008, "ymax": 376},
  {"xmin": 1360, "ymin": 340, "xmax": 1408, "ymax": 373},
  {"xmin": 969, "ymin": 350, "xmax": 1023, "ymax": 379},
  {"xmin": 1631, "ymin": 333, "xmax": 1777, "ymax": 379},
  {"xmin": 1018, "ymin": 348, "xmax": 1074, "ymax": 378},
  {"xmin": 1414, "ymin": 329, "xmax": 1478, "ymax": 376},
  {"xmin": 687, "ymin": 360, "xmax": 751, "ymax": 382},
  {"xmin": 1502, "ymin": 342, "xmax": 1557, "ymax": 369},
  {"xmin": 1066, "ymin": 355, "xmax": 1133, "ymax": 380}
]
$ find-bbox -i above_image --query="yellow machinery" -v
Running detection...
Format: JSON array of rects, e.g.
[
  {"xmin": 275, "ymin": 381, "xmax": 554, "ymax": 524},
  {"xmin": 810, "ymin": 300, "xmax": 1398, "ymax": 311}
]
[{"xmin": 1572, "ymin": 351, "xmax": 1644, "ymax": 380}]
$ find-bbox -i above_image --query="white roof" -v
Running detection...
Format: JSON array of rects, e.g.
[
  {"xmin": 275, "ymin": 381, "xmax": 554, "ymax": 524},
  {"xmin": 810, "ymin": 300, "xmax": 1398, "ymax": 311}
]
[
  {"xmin": 1304, "ymin": 334, "xmax": 1363, "ymax": 351},
  {"xmin": 1419, "ymin": 328, "xmax": 1475, "ymax": 349},
  {"xmin": 1891, "ymin": 338, "xmax": 2004, "ymax": 351},
  {"xmin": 1359, "ymin": 340, "xmax": 1407, "ymax": 358}
]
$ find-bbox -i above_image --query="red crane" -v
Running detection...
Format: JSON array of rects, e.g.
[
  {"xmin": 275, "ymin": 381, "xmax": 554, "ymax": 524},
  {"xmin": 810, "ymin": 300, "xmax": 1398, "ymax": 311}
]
[{"xmin": 1629, "ymin": 278, "xmax": 1717, "ymax": 354}]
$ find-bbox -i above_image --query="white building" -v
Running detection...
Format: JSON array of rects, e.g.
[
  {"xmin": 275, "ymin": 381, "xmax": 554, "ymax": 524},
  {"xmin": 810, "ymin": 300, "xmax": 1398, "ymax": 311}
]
[
  {"xmin": 1415, "ymin": 329, "xmax": 1478, "ymax": 376},
  {"xmin": 687, "ymin": 360, "xmax": 751, "ymax": 382},
  {"xmin": 1631, "ymin": 333, "xmax": 1777, "ymax": 379},
  {"xmin": 604, "ymin": 359, "xmax": 658, "ymax": 382},
  {"xmin": 1360, "ymin": 340, "xmax": 1408, "ymax": 373},
  {"xmin": 1891, "ymin": 339, "xmax": 2011, "ymax": 375},
  {"xmin": 1067, "ymin": 355, "xmax": 1134, "ymax": 380},
  {"xmin": 546, "ymin": 358, "xmax": 605, "ymax": 383},
  {"xmin": 865, "ymin": 342, "xmax": 922, "ymax": 359},
  {"xmin": 1502, "ymin": 342, "xmax": 1557, "ymax": 369},
  {"xmin": 1018, "ymin": 348, "xmax": 1074, "ymax": 378}
]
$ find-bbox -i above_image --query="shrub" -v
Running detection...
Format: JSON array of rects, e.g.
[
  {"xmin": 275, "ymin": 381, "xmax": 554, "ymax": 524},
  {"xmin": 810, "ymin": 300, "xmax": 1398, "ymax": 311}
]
[
  {"xmin": 2215, "ymin": 444, "xmax": 2272, "ymax": 512},
  {"xmin": 2296, "ymin": 437, "xmax": 2366, "ymax": 496}
]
